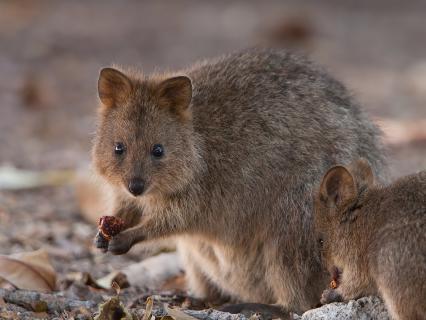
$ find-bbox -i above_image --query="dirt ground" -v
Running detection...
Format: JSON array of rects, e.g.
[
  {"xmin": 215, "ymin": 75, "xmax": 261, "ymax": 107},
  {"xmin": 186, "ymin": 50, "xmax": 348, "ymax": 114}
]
[{"xmin": 0, "ymin": 0, "xmax": 425, "ymax": 318}]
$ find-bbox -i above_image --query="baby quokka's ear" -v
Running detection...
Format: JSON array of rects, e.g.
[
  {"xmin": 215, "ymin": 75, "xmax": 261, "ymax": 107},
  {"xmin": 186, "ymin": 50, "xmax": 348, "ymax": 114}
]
[
  {"xmin": 98, "ymin": 68, "xmax": 133, "ymax": 108},
  {"xmin": 319, "ymin": 165, "xmax": 358, "ymax": 208},
  {"xmin": 350, "ymin": 158, "xmax": 375, "ymax": 189},
  {"xmin": 157, "ymin": 76, "xmax": 192, "ymax": 121}
]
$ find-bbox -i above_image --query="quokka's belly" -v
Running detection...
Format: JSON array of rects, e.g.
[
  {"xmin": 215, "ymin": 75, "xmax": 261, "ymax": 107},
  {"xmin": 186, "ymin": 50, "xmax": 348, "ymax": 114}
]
[{"xmin": 176, "ymin": 235, "xmax": 275, "ymax": 303}]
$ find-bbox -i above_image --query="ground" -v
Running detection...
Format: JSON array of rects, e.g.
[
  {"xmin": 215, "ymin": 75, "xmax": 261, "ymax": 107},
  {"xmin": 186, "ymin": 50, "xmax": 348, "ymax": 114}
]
[{"xmin": 0, "ymin": 1, "xmax": 425, "ymax": 319}]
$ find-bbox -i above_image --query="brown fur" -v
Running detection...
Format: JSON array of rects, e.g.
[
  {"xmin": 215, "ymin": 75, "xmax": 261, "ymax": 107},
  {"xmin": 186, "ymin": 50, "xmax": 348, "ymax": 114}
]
[
  {"xmin": 314, "ymin": 159, "xmax": 426, "ymax": 320},
  {"xmin": 92, "ymin": 47, "xmax": 387, "ymax": 313}
]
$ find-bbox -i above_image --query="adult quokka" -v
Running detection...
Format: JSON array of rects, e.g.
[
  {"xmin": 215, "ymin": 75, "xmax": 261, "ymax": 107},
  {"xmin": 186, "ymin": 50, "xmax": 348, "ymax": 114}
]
[{"xmin": 93, "ymin": 47, "xmax": 387, "ymax": 313}]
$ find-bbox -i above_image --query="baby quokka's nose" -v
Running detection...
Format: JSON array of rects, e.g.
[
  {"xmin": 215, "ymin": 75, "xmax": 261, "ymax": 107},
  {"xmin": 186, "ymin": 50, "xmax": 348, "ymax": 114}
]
[{"xmin": 128, "ymin": 178, "xmax": 145, "ymax": 196}]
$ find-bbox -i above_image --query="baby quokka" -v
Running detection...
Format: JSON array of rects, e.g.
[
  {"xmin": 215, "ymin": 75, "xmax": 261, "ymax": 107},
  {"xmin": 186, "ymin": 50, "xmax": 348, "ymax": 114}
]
[{"xmin": 314, "ymin": 159, "xmax": 426, "ymax": 320}]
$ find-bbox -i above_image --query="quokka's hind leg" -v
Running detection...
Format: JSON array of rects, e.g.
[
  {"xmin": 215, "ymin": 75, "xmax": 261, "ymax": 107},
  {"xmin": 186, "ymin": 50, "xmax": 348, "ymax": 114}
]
[
  {"xmin": 375, "ymin": 242, "xmax": 426, "ymax": 320},
  {"xmin": 378, "ymin": 269, "xmax": 426, "ymax": 320},
  {"xmin": 380, "ymin": 285, "xmax": 425, "ymax": 320},
  {"xmin": 177, "ymin": 242, "xmax": 228, "ymax": 303},
  {"xmin": 184, "ymin": 259, "xmax": 229, "ymax": 304}
]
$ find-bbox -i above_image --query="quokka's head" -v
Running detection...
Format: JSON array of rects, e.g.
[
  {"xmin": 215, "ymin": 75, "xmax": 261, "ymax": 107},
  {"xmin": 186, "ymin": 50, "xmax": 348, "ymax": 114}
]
[
  {"xmin": 92, "ymin": 67, "xmax": 203, "ymax": 198},
  {"xmin": 314, "ymin": 158, "xmax": 376, "ymax": 271}
]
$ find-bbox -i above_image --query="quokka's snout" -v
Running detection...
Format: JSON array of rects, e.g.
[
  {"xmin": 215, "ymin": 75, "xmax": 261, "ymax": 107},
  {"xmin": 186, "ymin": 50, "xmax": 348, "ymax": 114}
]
[{"xmin": 127, "ymin": 177, "xmax": 145, "ymax": 196}]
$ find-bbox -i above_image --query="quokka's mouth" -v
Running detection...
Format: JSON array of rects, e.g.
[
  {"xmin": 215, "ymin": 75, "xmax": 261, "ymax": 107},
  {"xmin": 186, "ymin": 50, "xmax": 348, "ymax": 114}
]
[{"xmin": 329, "ymin": 266, "xmax": 342, "ymax": 289}]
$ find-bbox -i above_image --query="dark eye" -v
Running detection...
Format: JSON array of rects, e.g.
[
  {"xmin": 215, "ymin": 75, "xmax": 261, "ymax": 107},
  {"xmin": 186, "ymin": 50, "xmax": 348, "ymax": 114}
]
[
  {"xmin": 318, "ymin": 238, "xmax": 324, "ymax": 247},
  {"xmin": 114, "ymin": 142, "xmax": 125, "ymax": 155},
  {"xmin": 151, "ymin": 144, "xmax": 164, "ymax": 158}
]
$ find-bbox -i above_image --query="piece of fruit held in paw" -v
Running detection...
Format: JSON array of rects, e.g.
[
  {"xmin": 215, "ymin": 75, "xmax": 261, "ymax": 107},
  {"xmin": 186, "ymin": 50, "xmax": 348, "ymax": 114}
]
[
  {"xmin": 96, "ymin": 216, "xmax": 125, "ymax": 252},
  {"xmin": 98, "ymin": 216, "xmax": 125, "ymax": 240}
]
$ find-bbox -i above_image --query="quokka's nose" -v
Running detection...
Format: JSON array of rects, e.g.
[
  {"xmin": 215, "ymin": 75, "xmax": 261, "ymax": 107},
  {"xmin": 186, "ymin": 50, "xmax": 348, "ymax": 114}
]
[{"xmin": 128, "ymin": 178, "xmax": 145, "ymax": 196}]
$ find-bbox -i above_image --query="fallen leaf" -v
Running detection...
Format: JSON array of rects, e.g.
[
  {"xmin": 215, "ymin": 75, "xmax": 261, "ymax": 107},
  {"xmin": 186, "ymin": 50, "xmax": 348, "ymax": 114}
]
[
  {"xmin": 94, "ymin": 296, "xmax": 133, "ymax": 320},
  {"xmin": 20, "ymin": 73, "xmax": 45, "ymax": 110},
  {"xmin": 28, "ymin": 300, "xmax": 48, "ymax": 313},
  {"xmin": 0, "ymin": 249, "xmax": 56, "ymax": 292},
  {"xmin": 97, "ymin": 271, "xmax": 130, "ymax": 290},
  {"xmin": 64, "ymin": 271, "xmax": 130, "ymax": 291},
  {"xmin": 142, "ymin": 296, "xmax": 153, "ymax": 320},
  {"xmin": 65, "ymin": 272, "xmax": 105, "ymax": 290},
  {"xmin": 0, "ymin": 165, "xmax": 75, "ymax": 190},
  {"xmin": 0, "ymin": 311, "xmax": 20, "ymax": 320},
  {"xmin": 265, "ymin": 16, "xmax": 313, "ymax": 48},
  {"xmin": 165, "ymin": 305, "xmax": 199, "ymax": 320},
  {"xmin": 32, "ymin": 312, "xmax": 49, "ymax": 319}
]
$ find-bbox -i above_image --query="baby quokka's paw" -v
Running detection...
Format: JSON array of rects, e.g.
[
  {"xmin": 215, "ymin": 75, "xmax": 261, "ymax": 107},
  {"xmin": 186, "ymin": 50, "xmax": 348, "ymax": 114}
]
[{"xmin": 321, "ymin": 288, "xmax": 343, "ymax": 304}]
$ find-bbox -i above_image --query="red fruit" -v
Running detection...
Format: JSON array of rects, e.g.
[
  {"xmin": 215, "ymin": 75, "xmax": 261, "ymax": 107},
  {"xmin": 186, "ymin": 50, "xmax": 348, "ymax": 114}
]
[{"xmin": 98, "ymin": 216, "xmax": 124, "ymax": 240}]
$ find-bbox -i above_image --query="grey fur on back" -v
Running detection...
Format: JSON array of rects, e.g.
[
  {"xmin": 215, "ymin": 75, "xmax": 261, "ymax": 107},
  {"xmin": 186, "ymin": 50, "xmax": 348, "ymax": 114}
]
[{"xmin": 176, "ymin": 47, "xmax": 387, "ymax": 311}]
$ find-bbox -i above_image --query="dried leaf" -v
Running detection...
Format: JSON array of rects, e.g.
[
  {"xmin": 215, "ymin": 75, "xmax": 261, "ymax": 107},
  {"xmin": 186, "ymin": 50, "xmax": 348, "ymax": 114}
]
[
  {"xmin": 32, "ymin": 312, "xmax": 49, "ymax": 319},
  {"xmin": 165, "ymin": 306, "xmax": 199, "ymax": 320},
  {"xmin": 0, "ymin": 311, "xmax": 20, "ymax": 320},
  {"xmin": 64, "ymin": 272, "xmax": 104, "ymax": 290},
  {"xmin": 94, "ymin": 296, "xmax": 133, "ymax": 320},
  {"xmin": 29, "ymin": 300, "xmax": 48, "ymax": 312},
  {"xmin": 64, "ymin": 271, "xmax": 130, "ymax": 292},
  {"xmin": 112, "ymin": 281, "xmax": 121, "ymax": 295},
  {"xmin": 97, "ymin": 271, "xmax": 130, "ymax": 290},
  {"xmin": 0, "ymin": 165, "xmax": 75, "ymax": 190},
  {"xmin": 0, "ymin": 249, "xmax": 56, "ymax": 292},
  {"xmin": 142, "ymin": 296, "xmax": 153, "ymax": 320}
]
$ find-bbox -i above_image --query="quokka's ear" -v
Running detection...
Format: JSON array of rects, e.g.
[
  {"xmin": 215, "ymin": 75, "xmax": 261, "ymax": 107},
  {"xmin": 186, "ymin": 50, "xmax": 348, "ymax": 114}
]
[
  {"xmin": 351, "ymin": 158, "xmax": 375, "ymax": 188},
  {"xmin": 98, "ymin": 68, "xmax": 133, "ymax": 108},
  {"xmin": 319, "ymin": 165, "xmax": 357, "ymax": 208},
  {"xmin": 157, "ymin": 76, "xmax": 192, "ymax": 120}
]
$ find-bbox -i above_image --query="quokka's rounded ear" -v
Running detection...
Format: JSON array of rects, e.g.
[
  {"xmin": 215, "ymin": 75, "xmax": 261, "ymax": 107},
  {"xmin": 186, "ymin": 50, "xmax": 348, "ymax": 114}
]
[
  {"xmin": 351, "ymin": 158, "xmax": 375, "ymax": 188},
  {"xmin": 157, "ymin": 76, "xmax": 192, "ymax": 120},
  {"xmin": 319, "ymin": 165, "xmax": 357, "ymax": 208},
  {"xmin": 98, "ymin": 68, "xmax": 133, "ymax": 108}
]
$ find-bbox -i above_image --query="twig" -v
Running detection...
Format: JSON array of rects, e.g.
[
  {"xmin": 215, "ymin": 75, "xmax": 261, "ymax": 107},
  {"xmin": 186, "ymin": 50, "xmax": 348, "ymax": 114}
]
[{"xmin": 0, "ymin": 288, "xmax": 97, "ymax": 313}]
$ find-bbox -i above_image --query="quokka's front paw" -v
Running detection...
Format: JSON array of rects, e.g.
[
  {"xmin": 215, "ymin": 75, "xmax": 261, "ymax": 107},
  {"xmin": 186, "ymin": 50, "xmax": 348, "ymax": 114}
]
[
  {"xmin": 94, "ymin": 231, "xmax": 109, "ymax": 252},
  {"xmin": 320, "ymin": 288, "xmax": 343, "ymax": 304},
  {"xmin": 107, "ymin": 231, "xmax": 134, "ymax": 255}
]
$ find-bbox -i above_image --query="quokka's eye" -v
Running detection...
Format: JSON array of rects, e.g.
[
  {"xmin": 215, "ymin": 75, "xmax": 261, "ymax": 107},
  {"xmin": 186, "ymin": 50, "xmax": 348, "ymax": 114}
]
[
  {"xmin": 114, "ymin": 142, "xmax": 126, "ymax": 155},
  {"xmin": 318, "ymin": 238, "xmax": 324, "ymax": 247},
  {"xmin": 151, "ymin": 144, "xmax": 164, "ymax": 158}
]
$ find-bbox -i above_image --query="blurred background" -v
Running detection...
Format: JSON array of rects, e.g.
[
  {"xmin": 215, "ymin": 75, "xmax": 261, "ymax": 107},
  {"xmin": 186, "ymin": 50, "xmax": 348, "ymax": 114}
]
[{"xmin": 0, "ymin": 0, "xmax": 425, "ymax": 295}]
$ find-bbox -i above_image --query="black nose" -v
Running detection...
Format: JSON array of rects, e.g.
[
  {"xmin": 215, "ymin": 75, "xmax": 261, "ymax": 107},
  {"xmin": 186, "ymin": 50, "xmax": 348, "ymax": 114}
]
[{"xmin": 128, "ymin": 178, "xmax": 145, "ymax": 196}]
